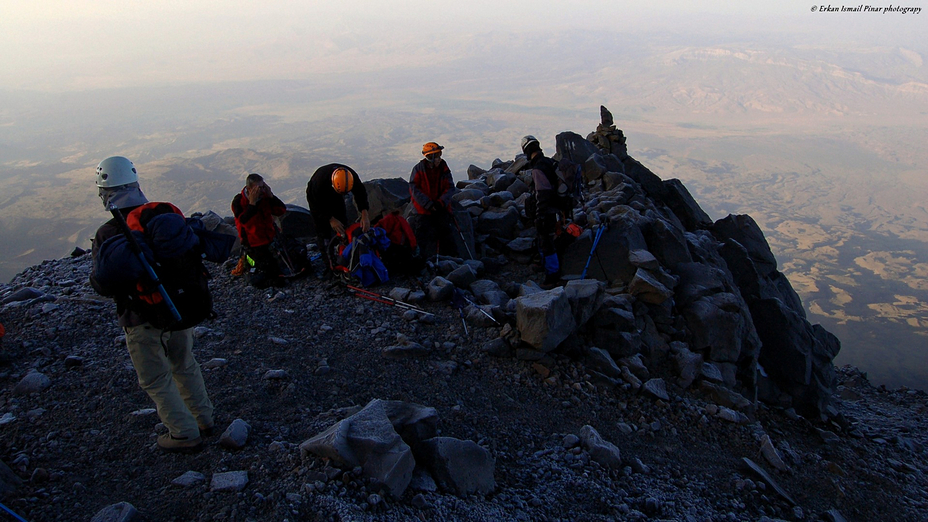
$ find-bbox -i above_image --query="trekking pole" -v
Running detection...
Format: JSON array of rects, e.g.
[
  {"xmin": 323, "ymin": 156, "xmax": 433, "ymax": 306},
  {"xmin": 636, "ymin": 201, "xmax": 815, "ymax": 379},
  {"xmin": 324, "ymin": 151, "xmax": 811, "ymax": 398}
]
[
  {"xmin": 346, "ymin": 285, "xmax": 430, "ymax": 315},
  {"xmin": 108, "ymin": 205, "xmax": 182, "ymax": 324},
  {"xmin": 0, "ymin": 501, "xmax": 28, "ymax": 522},
  {"xmin": 450, "ymin": 288, "xmax": 469, "ymax": 335},
  {"xmin": 453, "ymin": 287, "xmax": 500, "ymax": 325},
  {"xmin": 580, "ymin": 220, "xmax": 609, "ymax": 280},
  {"xmin": 447, "ymin": 210, "xmax": 475, "ymax": 260}
]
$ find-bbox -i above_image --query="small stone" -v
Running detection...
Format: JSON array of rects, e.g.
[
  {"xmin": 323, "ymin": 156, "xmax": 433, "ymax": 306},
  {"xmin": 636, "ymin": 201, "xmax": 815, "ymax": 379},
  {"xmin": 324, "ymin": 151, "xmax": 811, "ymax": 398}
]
[
  {"xmin": 642, "ymin": 378, "xmax": 669, "ymax": 401},
  {"xmin": 367, "ymin": 493, "xmax": 382, "ymax": 507},
  {"xmin": 90, "ymin": 502, "xmax": 137, "ymax": 522},
  {"xmin": 816, "ymin": 428, "xmax": 840, "ymax": 444},
  {"xmin": 172, "ymin": 471, "xmax": 206, "ymax": 488},
  {"xmin": 193, "ymin": 327, "xmax": 211, "ymax": 339},
  {"xmin": 64, "ymin": 356, "xmax": 84, "ymax": 368},
  {"xmin": 268, "ymin": 336, "xmax": 289, "ymax": 345},
  {"xmin": 562, "ymin": 434, "xmax": 580, "ymax": 448},
  {"xmin": 12, "ymin": 372, "xmax": 51, "ymax": 395},
  {"xmin": 130, "ymin": 408, "xmax": 157, "ymax": 417},
  {"xmin": 220, "ymin": 419, "xmax": 251, "ymax": 450},
  {"xmin": 202, "ymin": 358, "xmax": 228, "ymax": 369},
  {"xmin": 211, "ymin": 471, "xmax": 249, "ymax": 492},
  {"xmin": 263, "ymin": 369, "xmax": 288, "ymax": 380},
  {"xmin": 0, "ymin": 413, "xmax": 16, "ymax": 425}
]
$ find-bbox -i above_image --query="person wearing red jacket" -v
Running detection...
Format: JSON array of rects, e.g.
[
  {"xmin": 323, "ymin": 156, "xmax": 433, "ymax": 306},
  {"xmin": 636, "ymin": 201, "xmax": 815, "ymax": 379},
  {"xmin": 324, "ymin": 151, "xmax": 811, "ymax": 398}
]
[
  {"xmin": 409, "ymin": 142, "xmax": 457, "ymax": 259},
  {"xmin": 232, "ymin": 173, "xmax": 287, "ymax": 287}
]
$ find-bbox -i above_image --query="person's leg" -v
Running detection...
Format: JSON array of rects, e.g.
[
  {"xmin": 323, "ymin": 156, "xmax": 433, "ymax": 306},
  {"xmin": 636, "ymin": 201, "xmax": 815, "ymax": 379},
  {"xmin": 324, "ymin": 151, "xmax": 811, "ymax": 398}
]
[
  {"xmin": 313, "ymin": 213, "xmax": 335, "ymax": 272},
  {"xmin": 164, "ymin": 328, "xmax": 214, "ymax": 432},
  {"xmin": 124, "ymin": 325, "xmax": 200, "ymax": 440},
  {"xmin": 535, "ymin": 213, "xmax": 560, "ymax": 285}
]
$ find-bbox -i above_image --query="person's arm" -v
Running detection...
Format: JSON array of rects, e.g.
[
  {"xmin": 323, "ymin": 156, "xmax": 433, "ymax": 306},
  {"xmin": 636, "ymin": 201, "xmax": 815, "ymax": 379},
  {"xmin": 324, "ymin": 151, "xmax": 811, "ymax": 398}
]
[
  {"xmin": 409, "ymin": 163, "xmax": 433, "ymax": 211},
  {"xmin": 349, "ymin": 168, "xmax": 369, "ymax": 212}
]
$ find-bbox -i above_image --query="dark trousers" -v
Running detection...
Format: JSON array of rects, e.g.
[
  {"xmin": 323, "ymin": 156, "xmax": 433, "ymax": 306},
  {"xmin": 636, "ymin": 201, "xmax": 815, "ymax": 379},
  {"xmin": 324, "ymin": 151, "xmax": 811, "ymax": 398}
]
[{"xmin": 412, "ymin": 210, "xmax": 456, "ymax": 259}]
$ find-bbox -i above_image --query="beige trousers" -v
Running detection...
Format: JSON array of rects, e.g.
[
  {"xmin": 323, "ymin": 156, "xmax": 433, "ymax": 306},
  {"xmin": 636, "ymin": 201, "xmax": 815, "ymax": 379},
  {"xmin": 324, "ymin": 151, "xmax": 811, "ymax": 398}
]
[{"xmin": 124, "ymin": 325, "xmax": 213, "ymax": 439}]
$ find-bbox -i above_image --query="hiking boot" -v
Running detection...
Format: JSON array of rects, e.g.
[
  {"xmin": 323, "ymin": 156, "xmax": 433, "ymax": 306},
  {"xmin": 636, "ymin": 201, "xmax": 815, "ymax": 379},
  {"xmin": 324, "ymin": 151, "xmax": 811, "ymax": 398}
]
[{"xmin": 157, "ymin": 433, "xmax": 203, "ymax": 453}]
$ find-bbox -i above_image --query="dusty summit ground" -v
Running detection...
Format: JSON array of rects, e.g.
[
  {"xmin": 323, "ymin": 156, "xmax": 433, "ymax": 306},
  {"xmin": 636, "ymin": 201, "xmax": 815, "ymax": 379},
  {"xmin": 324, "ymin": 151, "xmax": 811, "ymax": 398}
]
[{"xmin": 0, "ymin": 252, "xmax": 926, "ymax": 521}]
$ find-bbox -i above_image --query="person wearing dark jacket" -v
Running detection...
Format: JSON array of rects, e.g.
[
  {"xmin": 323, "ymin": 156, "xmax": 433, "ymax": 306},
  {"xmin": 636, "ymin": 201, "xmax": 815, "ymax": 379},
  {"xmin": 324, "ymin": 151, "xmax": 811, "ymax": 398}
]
[
  {"xmin": 305, "ymin": 163, "xmax": 370, "ymax": 273},
  {"xmin": 90, "ymin": 156, "xmax": 216, "ymax": 453},
  {"xmin": 232, "ymin": 173, "xmax": 287, "ymax": 287},
  {"xmin": 409, "ymin": 142, "xmax": 457, "ymax": 259},
  {"xmin": 522, "ymin": 135, "xmax": 563, "ymax": 287}
]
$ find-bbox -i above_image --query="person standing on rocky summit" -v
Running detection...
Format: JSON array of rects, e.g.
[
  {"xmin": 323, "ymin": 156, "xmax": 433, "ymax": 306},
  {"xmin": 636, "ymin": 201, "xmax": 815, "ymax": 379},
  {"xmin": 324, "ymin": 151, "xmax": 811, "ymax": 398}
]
[
  {"xmin": 408, "ymin": 141, "xmax": 457, "ymax": 259},
  {"xmin": 305, "ymin": 163, "xmax": 371, "ymax": 273},
  {"xmin": 231, "ymin": 173, "xmax": 287, "ymax": 288},
  {"xmin": 521, "ymin": 135, "xmax": 563, "ymax": 287},
  {"xmin": 89, "ymin": 156, "xmax": 215, "ymax": 453}
]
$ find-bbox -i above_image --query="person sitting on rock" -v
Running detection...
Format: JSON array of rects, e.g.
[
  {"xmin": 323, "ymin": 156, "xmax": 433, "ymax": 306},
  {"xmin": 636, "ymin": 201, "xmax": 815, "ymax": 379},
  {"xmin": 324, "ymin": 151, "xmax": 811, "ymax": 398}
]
[
  {"xmin": 409, "ymin": 142, "xmax": 457, "ymax": 260},
  {"xmin": 306, "ymin": 164, "xmax": 370, "ymax": 274},
  {"xmin": 232, "ymin": 173, "xmax": 287, "ymax": 288},
  {"xmin": 521, "ymin": 135, "xmax": 563, "ymax": 288}
]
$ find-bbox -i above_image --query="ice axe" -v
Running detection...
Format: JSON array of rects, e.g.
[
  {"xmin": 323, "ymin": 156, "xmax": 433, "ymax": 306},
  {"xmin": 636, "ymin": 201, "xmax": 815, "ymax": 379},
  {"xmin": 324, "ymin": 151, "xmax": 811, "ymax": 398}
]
[
  {"xmin": 108, "ymin": 204, "xmax": 182, "ymax": 325},
  {"xmin": 580, "ymin": 219, "xmax": 609, "ymax": 280}
]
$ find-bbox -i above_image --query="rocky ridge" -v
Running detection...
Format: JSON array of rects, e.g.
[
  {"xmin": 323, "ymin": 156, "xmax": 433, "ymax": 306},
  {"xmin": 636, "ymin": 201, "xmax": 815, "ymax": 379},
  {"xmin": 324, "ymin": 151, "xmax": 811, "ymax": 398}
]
[{"xmin": 0, "ymin": 112, "xmax": 926, "ymax": 521}]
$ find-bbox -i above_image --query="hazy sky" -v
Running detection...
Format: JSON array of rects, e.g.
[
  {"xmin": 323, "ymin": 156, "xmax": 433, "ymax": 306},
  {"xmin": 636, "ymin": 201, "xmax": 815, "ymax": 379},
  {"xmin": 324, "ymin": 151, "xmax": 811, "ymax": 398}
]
[{"xmin": 4, "ymin": 0, "xmax": 922, "ymax": 92}]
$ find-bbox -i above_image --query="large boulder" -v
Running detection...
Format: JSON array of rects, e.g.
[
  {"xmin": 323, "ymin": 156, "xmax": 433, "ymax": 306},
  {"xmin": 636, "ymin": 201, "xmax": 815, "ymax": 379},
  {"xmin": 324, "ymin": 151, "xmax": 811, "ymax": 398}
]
[
  {"xmin": 564, "ymin": 279, "xmax": 606, "ymax": 328},
  {"xmin": 418, "ymin": 437, "xmax": 495, "ymax": 496},
  {"xmin": 662, "ymin": 179, "xmax": 713, "ymax": 232},
  {"xmin": 364, "ymin": 178, "xmax": 411, "ymax": 221},
  {"xmin": 712, "ymin": 214, "xmax": 777, "ymax": 277},
  {"xmin": 278, "ymin": 204, "xmax": 316, "ymax": 240},
  {"xmin": 476, "ymin": 207, "xmax": 520, "ymax": 240},
  {"xmin": 561, "ymin": 219, "xmax": 646, "ymax": 283},
  {"xmin": 554, "ymin": 131, "xmax": 601, "ymax": 165},
  {"xmin": 299, "ymin": 400, "xmax": 415, "ymax": 497},
  {"xmin": 516, "ymin": 287, "xmax": 577, "ymax": 352}
]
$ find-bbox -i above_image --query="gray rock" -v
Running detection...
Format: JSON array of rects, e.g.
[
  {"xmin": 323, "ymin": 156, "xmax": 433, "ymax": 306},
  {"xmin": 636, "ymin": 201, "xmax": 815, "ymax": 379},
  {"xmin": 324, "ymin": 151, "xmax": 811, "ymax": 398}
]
[
  {"xmin": 562, "ymin": 434, "xmax": 580, "ymax": 448},
  {"xmin": 409, "ymin": 468, "xmax": 438, "ymax": 492},
  {"xmin": 627, "ymin": 269, "xmax": 673, "ymax": 305},
  {"xmin": 202, "ymin": 358, "xmax": 228, "ymax": 369},
  {"xmin": 419, "ymin": 437, "xmax": 495, "ymax": 496},
  {"xmin": 263, "ymin": 369, "xmax": 288, "ymax": 380},
  {"xmin": 628, "ymin": 249, "xmax": 659, "ymax": 270},
  {"xmin": 674, "ymin": 348, "xmax": 703, "ymax": 389},
  {"xmin": 617, "ymin": 354, "xmax": 650, "ymax": 380},
  {"xmin": 516, "ymin": 287, "xmax": 577, "ymax": 352},
  {"xmin": 172, "ymin": 471, "xmax": 206, "ymax": 488},
  {"xmin": 379, "ymin": 400, "xmax": 439, "ymax": 447},
  {"xmin": 211, "ymin": 471, "xmax": 249, "ymax": 492},
  {"xmin": 586, "ymin": 346, "xmax": 621, "ymax": 379},
  {"xmin": 740, "ymin": 457, "xmax": 796, "ymax": 506},
  {"xmin": 383, "ymin": 342, "xmax": 430, "ymax": 359},
  {"xmin": 299, "ymin": 399, "xmax": 415, "ymax": 497},
  {"xmin": 759, "ymin": 435, "xmax": 788, "ymax": 471},
  {"xmin": 469, "ymin": 279, "xmax": 503, "ymax": 303},
  {"xmin": 564, "ymin": 279, "xmax": 605, "ymax": 328},
  {"xmin": 363, "ymin": 178, "xmax": 411, "ymax": 221},
  {"xmin": 579, "ymin": 425, "xmax": 622, "ymax": 469},
  {"xmin": 701, "ymin": 362, "xmax": 724, "ymax": 383},
  {"xmin": 482, "ymin": 338, "xmax": 512, "ymax": 358},
  {"xmin": 0, "ymin": 459, "xmax": 23, "ymax": 496},
  {"xmin": 427, "ymin": 276, "xmax": 454, "ymax": 302},
  {"xmin": 717, "ymin": 407, "xmax": 749, "ymax": 424},
  {"xmin": 620, "ymin": 366, "xmax": 642, "ymax": 390},
  {"xmin": 1, "ymin": 287, "xmax": 44, "ymax": 305},
  {"xmin": 476, "ymin": 207, "xmax": 520, "ymax": 240},
  {"xmin": 220, "ymin": 419, "xmax": 251, "ymax": 450},
  {"xmin": 388, "ymin": 287, "xmax": 411, "ymax": 302},
  {"xmin": 642, "ymin": 378, "xmax": 670, "ymax": 401},
  {"xmin": 90, "ymin": 502, "xmax": 138, "ymax": 522},
  {"xmin": 12, "ymin": 372, "xmax": 51, "ymax": 395},
  {"xmin": 447, "ymin": 265, "xmax": 478, "ymax": 288},
  {"xmin": 64, "ymin": 356, "xmax": 84, "ymax": 369}
]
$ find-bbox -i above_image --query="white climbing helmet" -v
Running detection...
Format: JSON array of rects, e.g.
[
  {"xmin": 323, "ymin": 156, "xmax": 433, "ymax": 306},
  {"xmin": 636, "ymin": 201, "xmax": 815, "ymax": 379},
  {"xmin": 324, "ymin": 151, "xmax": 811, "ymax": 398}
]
[
  {"xmin": 95, "ymin": 156, "xmax": 138, "ymax": 188},
  {"xmin": 521, "ymin": 135, "xmax": 540, "ymax": 154}
]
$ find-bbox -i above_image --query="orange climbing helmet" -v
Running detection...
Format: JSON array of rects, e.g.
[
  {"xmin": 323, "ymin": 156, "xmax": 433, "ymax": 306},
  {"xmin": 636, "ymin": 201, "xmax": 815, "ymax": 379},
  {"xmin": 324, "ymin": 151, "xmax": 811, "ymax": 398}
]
[
  {"xmin": 422, "ymin": 142, "xmax": 444, "ymax": 157},
  {"xmin": 331, "ymin": 167, "xmax": 354, "ymax": 195}
]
